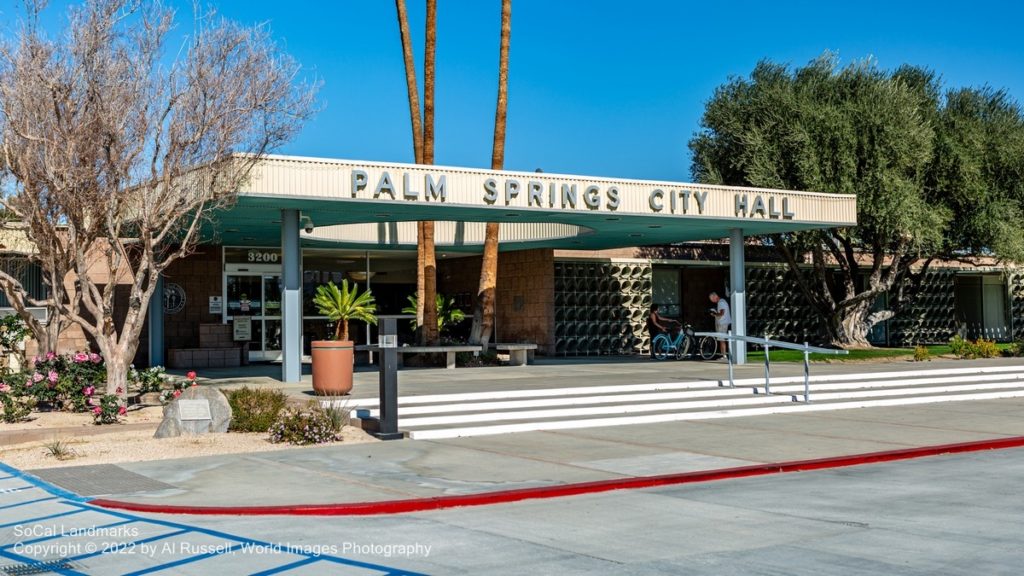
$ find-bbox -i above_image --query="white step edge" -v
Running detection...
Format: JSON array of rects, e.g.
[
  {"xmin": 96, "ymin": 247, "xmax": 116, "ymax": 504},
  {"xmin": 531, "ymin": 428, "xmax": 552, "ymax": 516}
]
[
  {"xmin": 344, "ymin": 365, "xmax": 1024, "ymax": 409},
  {"xmin": 357, "ymin": 372, "xmax": 1024, "ymax": 418},
  {"xmin": 749, "ymin": 372, "xmax": 1024, "ymax": 396},
  {"xmin": 358, "ymin": 386, "xmax": 755, "ymax": 417},
  {"xmin": 397, "ymin": 380, "xmax": 1024, "ymax": 428},
  {"xmin": 406, "ymin": 389, "xmax": 1024, "ymax": 439}
]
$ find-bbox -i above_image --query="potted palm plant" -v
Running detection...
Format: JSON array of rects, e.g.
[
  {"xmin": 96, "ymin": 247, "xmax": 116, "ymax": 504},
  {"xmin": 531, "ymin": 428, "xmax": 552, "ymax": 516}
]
[{"xmin": 311, "ymin": 280, "xmax": 377, "ymax": 395}]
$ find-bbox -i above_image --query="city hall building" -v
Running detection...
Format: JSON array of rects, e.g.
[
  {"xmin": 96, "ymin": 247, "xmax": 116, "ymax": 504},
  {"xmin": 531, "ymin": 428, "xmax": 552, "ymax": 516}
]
[
  {"xmin": 5, "ymin": 155, "xmax": 1022, "ymax": 382},
  {"xmin": 143, "ymin": 154, "xmax": 855, "ymax": 382}
]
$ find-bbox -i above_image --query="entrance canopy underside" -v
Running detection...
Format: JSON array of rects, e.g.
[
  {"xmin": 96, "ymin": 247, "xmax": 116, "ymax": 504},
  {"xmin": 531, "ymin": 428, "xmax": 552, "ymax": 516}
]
[{"xmin": 207, "ymin": 155, "xmax": 857, "ymax": 250}]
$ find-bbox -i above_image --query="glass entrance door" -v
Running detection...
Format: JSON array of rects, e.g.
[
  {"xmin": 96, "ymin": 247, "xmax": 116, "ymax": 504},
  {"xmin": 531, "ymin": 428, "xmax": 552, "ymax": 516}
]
[{"xmin": 226, "ymin": 273, "xmax": 282, "ymax": 361}]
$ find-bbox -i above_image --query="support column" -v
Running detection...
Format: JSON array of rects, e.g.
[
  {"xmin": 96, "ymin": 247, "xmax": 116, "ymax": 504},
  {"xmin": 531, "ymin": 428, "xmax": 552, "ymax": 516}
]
[
  {"xmin": 148, "ymin": 275, "xmax": 165, "ymax": 367},
  {"xmin": 282, "ymin": 209, "xmax": 302, "ymax": 383},
  {"xmin": 729, "ymin": 228, "xmax": 747, "ymax": 365}
]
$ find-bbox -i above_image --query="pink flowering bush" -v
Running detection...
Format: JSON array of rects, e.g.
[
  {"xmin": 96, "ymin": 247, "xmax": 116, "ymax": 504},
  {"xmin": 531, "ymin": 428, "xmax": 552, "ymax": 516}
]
[
  {"xmin": 1, "ymin": 380, "xmax": 36, "ymax": 423},
  {"xmin": 20, "ymin": 351, "xmax": 107, "ymax": 411},
  {"xmin": 160, "ymin": 370, "xmax": 200, "ymax": 404},
  {"xmin": 92, "ymin": 394, "xmax": 125, "ymax": 425},
  {"xmin": 268, "ymin": 403, "xmax": 340, "ymax": 445}
]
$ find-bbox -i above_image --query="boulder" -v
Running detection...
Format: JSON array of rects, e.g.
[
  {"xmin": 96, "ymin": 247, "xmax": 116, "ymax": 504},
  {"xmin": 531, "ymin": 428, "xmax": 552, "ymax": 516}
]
[{"xmin": 154, "ymin": 386, "xmax": 232, "ymax": 439}]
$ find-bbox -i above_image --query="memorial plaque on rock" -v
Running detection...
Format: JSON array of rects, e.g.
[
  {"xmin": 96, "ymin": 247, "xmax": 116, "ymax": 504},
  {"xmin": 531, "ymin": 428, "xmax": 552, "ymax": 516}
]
[
  {"xmin": 154, "ymin": 386, "xmax": 232, "ymax": 439},
  {"xmin": 178, "ymin": 399, "xmax": 213, "ymax": 421}
]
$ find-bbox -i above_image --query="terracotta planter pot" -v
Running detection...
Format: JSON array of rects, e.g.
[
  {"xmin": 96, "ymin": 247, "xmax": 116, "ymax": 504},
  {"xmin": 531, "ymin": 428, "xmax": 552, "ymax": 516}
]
[{"xmin": 311, "ymin": 340, "xmax": 354, "ymax": 396}]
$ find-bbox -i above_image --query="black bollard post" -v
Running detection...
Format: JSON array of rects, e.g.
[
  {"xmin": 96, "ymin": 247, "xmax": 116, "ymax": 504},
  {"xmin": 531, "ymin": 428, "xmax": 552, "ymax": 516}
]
[{"xmin": 374, "ymin": 317, "xmax": 403, "ymax": 440}]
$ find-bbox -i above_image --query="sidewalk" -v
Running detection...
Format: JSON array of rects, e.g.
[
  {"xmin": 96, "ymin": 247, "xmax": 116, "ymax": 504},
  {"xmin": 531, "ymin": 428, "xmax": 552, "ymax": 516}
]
[{"xmin": 21, "ymin": 358, "xmax": 1024, "ymax": 512}]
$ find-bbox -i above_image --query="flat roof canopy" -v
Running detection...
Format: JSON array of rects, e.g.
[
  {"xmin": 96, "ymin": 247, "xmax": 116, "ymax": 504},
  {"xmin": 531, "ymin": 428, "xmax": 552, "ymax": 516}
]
[{"xmin": 209, "ymin": 155, "xmax": 857, "ymax": 251}]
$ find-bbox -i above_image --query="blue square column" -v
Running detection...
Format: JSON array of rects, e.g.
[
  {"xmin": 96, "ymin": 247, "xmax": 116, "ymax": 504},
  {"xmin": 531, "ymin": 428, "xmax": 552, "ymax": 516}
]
[
  {"xmin": 148, "ymin": 275, "xmax": 164, "ymax": 367},
  {"xmin": 282, "ymin": 209, "xmax": 302, "ymax": 383},
  {"xmin": 730, "ymin": 228, "xmax": 747, "ymax": 365}
]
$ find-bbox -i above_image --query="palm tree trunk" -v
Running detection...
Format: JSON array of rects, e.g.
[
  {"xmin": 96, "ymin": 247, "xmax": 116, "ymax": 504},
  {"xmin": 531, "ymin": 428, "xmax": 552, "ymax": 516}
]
[
  {"xmin": 395, "ymin": 0, "xmax": 439, "ymax": 346},
  {"xmin": 421, "ymin": 0, "xmax": 439, "ymax": 346},
  {"xmin": 416, "ymin": 222, "xmax": 425, "ymax": 340},
  {"xmin": 470, "ymin": 0, "xmax": 511, "ymax": 347},
  {"xmin": 395, "ymin": 0, "xmax": 423, "ymax": 165}
]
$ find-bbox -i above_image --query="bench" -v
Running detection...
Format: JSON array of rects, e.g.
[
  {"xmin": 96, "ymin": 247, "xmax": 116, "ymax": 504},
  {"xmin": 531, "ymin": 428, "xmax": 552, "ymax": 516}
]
[
  {"xmin": 358, "ymin": 345, "xmax": 483, "ymax": 369},
  {"xmin": 489, "ymin": 343, "xmax": 538, "ymax": 366}
]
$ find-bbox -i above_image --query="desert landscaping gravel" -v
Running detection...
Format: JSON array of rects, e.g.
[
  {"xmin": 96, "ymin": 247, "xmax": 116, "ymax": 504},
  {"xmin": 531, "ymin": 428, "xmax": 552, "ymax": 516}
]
[{"xmin": 0, "ymin": 407, "xmax": 376, "ymax": 470}]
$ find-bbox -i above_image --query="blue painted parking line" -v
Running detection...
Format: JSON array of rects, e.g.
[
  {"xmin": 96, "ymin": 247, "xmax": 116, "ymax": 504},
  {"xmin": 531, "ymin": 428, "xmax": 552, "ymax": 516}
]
[
  {"xmin": 61, "ymin": 528, "xmax": 191, "ymax": 564},
  {"xmin": 121, "ymin": 543, "xmax": 248, "ymax": 576},
  {"xmin": 0, "ymin": 547, "xmax": 88, "ymax": 576},
  {"xmin": 249, "ymin": 556, "xmax": 321, "ymax": 575},
  {"xmin": 0, "ymin": 485, "xmax": 34, "ymax": 494},
  {"xmin": 317, "ymin": 556, "xmax": 430, "ymax": 576},
  {"xmin": 0, "ymin": 507, "xmax": 86, "ymax": 529},
  {"xmin": 0, "ymin": 495, "xmax": 58, "ymax": 510},
  {"xmin": 1, "ymin": 463, "xmax": 431, "ymax": 576},
  {"xmin": 0, "ymin": 461, "xmax": 88, "ymax": 502},
  {"xmin": 61, "ymin": 501, "xmax": 430, "ymax": 575},
  {"xmin": 3, "ymin": 518, "xmax": 138, "ymax": 550}
]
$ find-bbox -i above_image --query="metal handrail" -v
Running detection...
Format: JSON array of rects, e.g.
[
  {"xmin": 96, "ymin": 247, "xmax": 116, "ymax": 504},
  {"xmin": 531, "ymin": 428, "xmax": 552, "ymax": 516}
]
[{"xmin": 694, "ymin": 331, "xmax": 848, "ymax": 402}]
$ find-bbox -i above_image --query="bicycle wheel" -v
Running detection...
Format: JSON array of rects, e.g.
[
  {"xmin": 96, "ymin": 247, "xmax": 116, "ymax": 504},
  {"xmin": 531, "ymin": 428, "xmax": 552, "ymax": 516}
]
[
  {"xmin": 674, "ymin": 335, "xmax": 691, "ymax": 360},
  {"xmin": 698, "ymin": 336, "xmax": 718, "ymax": 360},
  {"xmin": 652, "ymin": 334, "xmax": 671, "ymax": 360}
]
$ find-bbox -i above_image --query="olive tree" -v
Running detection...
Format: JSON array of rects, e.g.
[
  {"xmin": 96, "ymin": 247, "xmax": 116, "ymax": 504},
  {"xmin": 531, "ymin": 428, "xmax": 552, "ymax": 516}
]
[
  {"xmin": 0, "ymin": 0, "xmax": 316, "ymax": 396},
  {"xmin": 691, "ymin": 54, "xmax": 1024, "ymax": 347}
]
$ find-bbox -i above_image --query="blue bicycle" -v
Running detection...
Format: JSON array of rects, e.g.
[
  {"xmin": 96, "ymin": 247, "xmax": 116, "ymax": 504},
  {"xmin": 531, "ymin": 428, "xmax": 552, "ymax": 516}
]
[{"xmin": 652, "ymin": 323, "xmax": 717, "ymax": 361}]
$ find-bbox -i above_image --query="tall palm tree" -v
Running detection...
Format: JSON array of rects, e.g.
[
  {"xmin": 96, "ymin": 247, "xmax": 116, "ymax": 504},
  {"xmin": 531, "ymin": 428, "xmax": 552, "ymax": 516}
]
[
  {"xmin": 470, "ymin": 0, "xmax": 511, "ymax": 347},
  {"xmin": 395, "ymin": 0, "xmax": 423, "ymax": 165},
  {"xmin": 394, "ymin": 0, "xmax": 439, "ymax": 345},
  {"xmin": 421, "ymin": 0, "xmax": 439, "ymax": 345}
]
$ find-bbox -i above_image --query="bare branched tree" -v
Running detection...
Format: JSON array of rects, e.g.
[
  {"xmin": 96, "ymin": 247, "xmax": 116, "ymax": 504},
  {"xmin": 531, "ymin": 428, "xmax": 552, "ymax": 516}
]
[
  {"xmin": 0, "ymin": 225, "xmax": 75, "ymax": 355},
  {"xmin": 0, "ymin": 0, "xmax": 316, "ymax": 397}
]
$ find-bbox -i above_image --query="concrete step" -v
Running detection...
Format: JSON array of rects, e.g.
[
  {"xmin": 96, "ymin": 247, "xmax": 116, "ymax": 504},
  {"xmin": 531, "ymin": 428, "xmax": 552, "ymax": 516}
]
[
  {"xmin": 343, "ymin": 365, "xmax": 1024, "ymax": 440},
  {"xmin": 394, "ymin": 379, "xmax": 1024, "ymax": 429},
  {"xmin": 349, "ymin": 365, "xmax": 1024, "ymax": 410},
  {"xmin": 354, "ymin": 372, "xmax": 1024, "ymax": 419},
  {"xmin": 406, "ymin": 389, "xmax": 1024, "ymax": 439}
]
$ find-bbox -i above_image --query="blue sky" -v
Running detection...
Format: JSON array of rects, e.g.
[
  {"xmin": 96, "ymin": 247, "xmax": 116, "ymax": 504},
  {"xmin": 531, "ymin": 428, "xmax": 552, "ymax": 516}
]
[{"xmin": 2, "ymin": 1, "xmax": 1023, "ymax": 182}]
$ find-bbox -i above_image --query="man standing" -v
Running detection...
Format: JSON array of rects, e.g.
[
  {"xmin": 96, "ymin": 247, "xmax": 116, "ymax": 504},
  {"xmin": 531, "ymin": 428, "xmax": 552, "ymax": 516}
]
[{"xmin": 709, "ymin": 291, "xmax": 731, "ymax": 359}]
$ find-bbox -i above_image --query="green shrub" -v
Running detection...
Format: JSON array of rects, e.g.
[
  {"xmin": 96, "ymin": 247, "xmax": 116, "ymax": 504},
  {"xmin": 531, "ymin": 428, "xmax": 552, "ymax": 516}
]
[
  {"xmin": 129, "ymin": 365, "xmax": 167, "ymax": 393},
  {"xmin": 91, "ymin": 394, "xmax": 125, "ymax": 425},
  {"xmin": 319, "ymin": 398, "xmax": 351, "ymax": 432},
  {"xmin": 43, "ymin": 438, "xmax": 78, "ymax": 461},
  {"xmin": 1, "ymin": 381, "xmax": 35, "ymax": 423},
  {"xmin": 0, "ymin": 315, "xmax": 29, "ymax": 369},
  {"xmin": 1004, "ymin": 341, "xmax": 1024, "ymax": 357},
  {"xmin": 913, "ymin": 345, "xmax": 931, "ymax": 362},
  {"xmin": 971, "ymin": 338, "xmax": 1000, "ymax": 359},
  {"xmin": 228, "ymin": 387, "xmax": 289, "ymax": 433},
  {"xmin": 949, "ymin": 335, "xmax": 968, "ymax": 357},
  {"xmin": 951, "ymin": 337, "xmax": 1001, "ymax": 359},
  {"xmin": 268, "ymin": 403, "xmax": 340, "ymax": 445}
]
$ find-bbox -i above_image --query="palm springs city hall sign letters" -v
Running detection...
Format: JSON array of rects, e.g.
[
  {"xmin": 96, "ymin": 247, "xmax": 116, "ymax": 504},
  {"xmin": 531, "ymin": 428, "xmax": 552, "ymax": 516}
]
[{"xmin": 348, "ymin": 169, "xmax": 797, "ymax": 220}]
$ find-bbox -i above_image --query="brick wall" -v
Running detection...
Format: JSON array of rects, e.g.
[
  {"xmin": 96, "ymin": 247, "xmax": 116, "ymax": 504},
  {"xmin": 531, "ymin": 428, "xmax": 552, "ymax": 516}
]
[
  {"xmin": 438, "ymin": 248, "xmax": 555, "ymax": 353},
  {"xmin": 162, "ymin": 248, "xmax": 224, "ymax": 350}
]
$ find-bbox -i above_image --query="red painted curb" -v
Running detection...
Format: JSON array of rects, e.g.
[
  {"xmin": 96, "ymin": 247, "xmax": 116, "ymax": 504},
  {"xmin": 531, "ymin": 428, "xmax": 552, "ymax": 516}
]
[{"xmin": 89, "ymin": 436, "xmax": 1024, "ymax": 517}]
